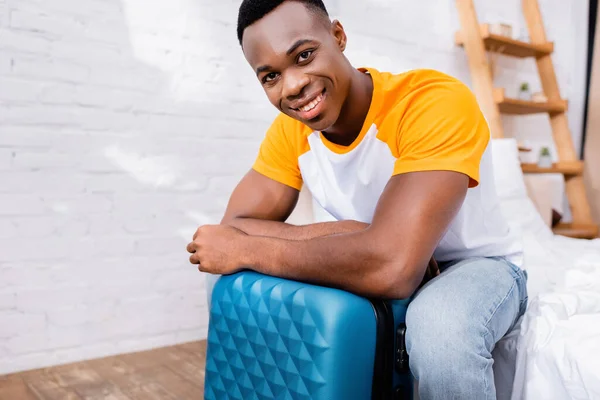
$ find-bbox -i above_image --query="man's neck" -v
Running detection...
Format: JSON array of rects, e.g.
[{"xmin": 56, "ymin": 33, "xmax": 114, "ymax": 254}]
[{"xmin": 322, "ymin": 68, "xmax": 374, "ymax": 146}]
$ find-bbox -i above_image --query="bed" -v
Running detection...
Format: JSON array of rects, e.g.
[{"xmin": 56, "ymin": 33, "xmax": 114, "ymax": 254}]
[{"xmin": 490, "ymin": 139, "xmax": 600, "ymax": 400}]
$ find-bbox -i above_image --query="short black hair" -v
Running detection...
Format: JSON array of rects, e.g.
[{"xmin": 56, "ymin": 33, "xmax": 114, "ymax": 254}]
[{"xmin": 237, "ymin": 0, "xmax": 329, "ymax": 46}]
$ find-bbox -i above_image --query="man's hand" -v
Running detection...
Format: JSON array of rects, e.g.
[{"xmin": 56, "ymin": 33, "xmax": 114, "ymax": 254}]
[
  {"xmin": 421, "ymin": 257, "xmax": 440, "ymax": 288},
  {"xmin": 186, "ymin": 225, "xmax": 249, "ymax": 275}
]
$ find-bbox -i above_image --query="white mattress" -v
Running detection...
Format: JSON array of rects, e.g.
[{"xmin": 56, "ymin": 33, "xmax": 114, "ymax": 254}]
[{"xmin": 491, "ymin": 139, "xmax": 600, "ymax": 400}]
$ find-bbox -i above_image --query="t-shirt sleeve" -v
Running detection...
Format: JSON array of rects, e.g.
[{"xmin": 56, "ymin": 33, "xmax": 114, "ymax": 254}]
[
  {"xmin": 393, "ymin": 80, "xmax": 490, "ymax": 188},
  {"xmin": 252, "ymin": 114, "xmax": 303, "ymax": 190}
]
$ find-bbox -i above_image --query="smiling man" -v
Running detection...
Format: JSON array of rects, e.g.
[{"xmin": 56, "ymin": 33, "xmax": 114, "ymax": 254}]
[{"xmin": 187, "ymin": 0, "xmax": 528, "ymax": 398}]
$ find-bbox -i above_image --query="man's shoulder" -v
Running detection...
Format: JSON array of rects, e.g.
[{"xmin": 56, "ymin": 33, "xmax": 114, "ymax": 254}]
[
  {"xmin": 378, "ymin": 68, "xmax": 465, "ymax": 88},
  {"xmin": 375, "ymin": 68, "xmax": 476, "ymax": 119}
]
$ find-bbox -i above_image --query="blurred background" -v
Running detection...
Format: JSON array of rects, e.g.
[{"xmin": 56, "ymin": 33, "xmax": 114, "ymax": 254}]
[{"xmin": 0, "ymin": 0, "xmax": 599, "ymax": 398}]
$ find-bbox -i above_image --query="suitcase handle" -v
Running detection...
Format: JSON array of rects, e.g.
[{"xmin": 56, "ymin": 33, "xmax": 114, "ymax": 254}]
[{"xmin": 395, "ymin": 323, "xmax": 410, "ymax": 374}]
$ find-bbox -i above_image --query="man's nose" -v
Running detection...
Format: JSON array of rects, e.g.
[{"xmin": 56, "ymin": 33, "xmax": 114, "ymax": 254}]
[{"xmin": 282, "ymin": 71, "xmax": 310, "ymax": 100}]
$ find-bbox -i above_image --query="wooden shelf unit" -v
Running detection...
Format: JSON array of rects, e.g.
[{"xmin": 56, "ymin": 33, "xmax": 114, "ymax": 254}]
[
  {"xmin": 456, "ymin": 0, "xmax": 597, "ymax": 239},
  {"xmin": 553, "ymin": 223, "xmax": 599, "ymax": 239},
  {"xmin": 494, "ymin": 88, "xmax": 567, "ymax": 115},
  {"xmin": 455, "ymin": 23, "xmax": 554, "ymax": 58},
  {"xmin": 521, "ymin": 161, "xmax": 583, "ymax": 176}
]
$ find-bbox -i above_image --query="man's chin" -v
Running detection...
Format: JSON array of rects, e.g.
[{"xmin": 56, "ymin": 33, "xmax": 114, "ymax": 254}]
[{"xmin": 304, "ymin": 114, "xmax": 336, "ymax": 132}]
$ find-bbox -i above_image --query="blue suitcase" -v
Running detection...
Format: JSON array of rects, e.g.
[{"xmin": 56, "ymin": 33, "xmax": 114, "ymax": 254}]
[{"xmin": 204, "ymin": 271, "xmax": 413, "ymax": 399}]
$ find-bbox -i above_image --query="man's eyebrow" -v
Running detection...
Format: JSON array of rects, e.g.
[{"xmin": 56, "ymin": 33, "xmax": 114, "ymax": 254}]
[
  {"xmin": 286, "ymin": 39, "xmax": 315, "ymax": 56},
  {"xmin": 256, "ymin": 65, "xmax": 272, "ymax": 75}
]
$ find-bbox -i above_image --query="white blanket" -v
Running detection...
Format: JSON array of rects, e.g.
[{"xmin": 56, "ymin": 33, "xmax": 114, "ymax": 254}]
[
  {"xmin": 491, "ymin": 139, "xmax": 600, "ymax": 400},
  {"xmin": 513, "ymin": 234, "xmax": 600, "ymax": 400}
]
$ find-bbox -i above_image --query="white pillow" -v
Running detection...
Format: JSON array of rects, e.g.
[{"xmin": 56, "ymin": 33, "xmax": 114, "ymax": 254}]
[
  {"xmin": 490, "ymin": 138, "xmax": 529, "ymax": 200},
  {"xmin": 490, "ymin": 138, "xmax": 553, "ymax": 240}
]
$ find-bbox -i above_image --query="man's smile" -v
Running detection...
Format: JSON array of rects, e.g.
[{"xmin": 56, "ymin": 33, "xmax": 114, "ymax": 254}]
[{"xmin": 290, "ymin": 88, "xmax": 327, "ymax": 120}]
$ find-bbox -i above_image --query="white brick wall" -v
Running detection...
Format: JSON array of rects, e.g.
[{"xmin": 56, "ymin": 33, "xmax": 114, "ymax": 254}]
[{"xmin": 0, "ymin": 0, "xmax": 588, "ymax": 374}]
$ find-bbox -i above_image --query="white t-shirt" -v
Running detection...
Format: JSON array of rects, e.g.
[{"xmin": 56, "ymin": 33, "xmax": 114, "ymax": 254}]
[{"xmin": 253, "ymin": 68, "xmax": 524, "ymax": 266}]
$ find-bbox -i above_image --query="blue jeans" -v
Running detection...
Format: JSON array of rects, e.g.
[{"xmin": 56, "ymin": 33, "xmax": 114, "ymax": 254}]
[{"xmin": 405, "ymin": 257, "xmax": 528, "ymax": 400}]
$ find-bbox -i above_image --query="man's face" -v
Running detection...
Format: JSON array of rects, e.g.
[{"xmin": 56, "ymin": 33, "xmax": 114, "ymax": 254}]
[{"xmin": 242, "ymin": 2, "xmax": 350, "ymax": 132}]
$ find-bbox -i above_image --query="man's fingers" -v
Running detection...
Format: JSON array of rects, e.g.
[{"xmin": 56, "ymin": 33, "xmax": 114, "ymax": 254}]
[
  {"xmin": 419, "ymin": 258, "xmax": 440, "ymax": 288},
  {"xmin": 429, "ymin": 257, "xmax": 440, "ymax": 276},
  {"xmin": 186, "ymin": 241, "xmax": 196, "ymax": 253},
  {"xmin": 189, "ymin": 253, "xmax": 200, "ymax": 264}
]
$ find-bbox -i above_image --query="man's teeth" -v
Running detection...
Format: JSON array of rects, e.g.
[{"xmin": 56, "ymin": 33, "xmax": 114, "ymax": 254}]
[{"xmin": 299, "ymin": 94, "xmax": 323, "ymax": 112}]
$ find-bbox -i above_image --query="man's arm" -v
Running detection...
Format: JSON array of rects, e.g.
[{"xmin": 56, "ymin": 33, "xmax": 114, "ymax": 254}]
[
  {"xmin": 247, "ymin": 170, "xmax": 467, "ymax": 298},
  {"xmin": 220, "ymin": 169, "xmax": 369, "ymax": 240},
  {"xmin": 191, "ymin": 170, "xmax": 466, "ymax": 298}
]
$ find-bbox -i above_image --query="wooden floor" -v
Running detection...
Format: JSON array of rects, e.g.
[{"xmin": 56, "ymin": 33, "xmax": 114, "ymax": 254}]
[{"xmin": 0, "ymin": 340, "xmax": 207, "ymax": 400}]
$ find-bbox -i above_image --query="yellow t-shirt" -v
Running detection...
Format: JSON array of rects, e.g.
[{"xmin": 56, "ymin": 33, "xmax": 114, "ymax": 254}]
[{"xmin": 253, "ymin": 68, "xmax": 523, "ymax": 264}]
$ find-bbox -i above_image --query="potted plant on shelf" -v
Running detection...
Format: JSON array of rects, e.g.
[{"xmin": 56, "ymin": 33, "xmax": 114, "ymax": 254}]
[
  {"xmin": 519, "ymin": 82, "xmax": 531, "ymax": 100},
  {"xmin": 537, "ymin": 146, "xmax": 553, "ymax": 168}
]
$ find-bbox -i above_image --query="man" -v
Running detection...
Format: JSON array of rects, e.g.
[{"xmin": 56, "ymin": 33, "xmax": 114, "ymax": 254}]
[{"xmin": 187, "ymin": 0, "xmax": 528, "ymax": 398}]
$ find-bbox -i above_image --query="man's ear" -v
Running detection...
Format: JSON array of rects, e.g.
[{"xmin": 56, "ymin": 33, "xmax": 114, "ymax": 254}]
[{"xmin": 331, "ymin": 20, "xmax": 347, "ymax": 51}]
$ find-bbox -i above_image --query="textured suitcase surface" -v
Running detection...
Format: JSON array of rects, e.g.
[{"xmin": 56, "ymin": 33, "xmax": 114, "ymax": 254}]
[{"xmin": 205, "ymin": 271, "xmax": 412, "ymax": 399}]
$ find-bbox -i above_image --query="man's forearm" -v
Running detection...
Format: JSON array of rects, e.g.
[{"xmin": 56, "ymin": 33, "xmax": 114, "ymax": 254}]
[
  {"xmin": 224, "ymin": 217, "xmax": 369, "ymax": 240},
  {"xmin": 241, "ymin": 229, "xmax": 412, "ymax": 299}
]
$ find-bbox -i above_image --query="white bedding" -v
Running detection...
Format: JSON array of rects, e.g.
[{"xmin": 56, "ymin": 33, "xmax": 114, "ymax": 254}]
[
  {"xmin": 512, "ymin": 234, "xmax": 600, "ymax": 400},
  {"xmin": 491, "ymin": 139, "xmax": 600, "ymax": 400}
]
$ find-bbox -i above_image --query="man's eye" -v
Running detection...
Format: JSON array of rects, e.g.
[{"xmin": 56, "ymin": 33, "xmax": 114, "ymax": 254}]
[
  {"xmin": 298, "ymin": 50, "xmax": 313, "ymax": 62},
  {"xmin": 263, "ymin": 72, "xmax": 278, "ymax": 83}
]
